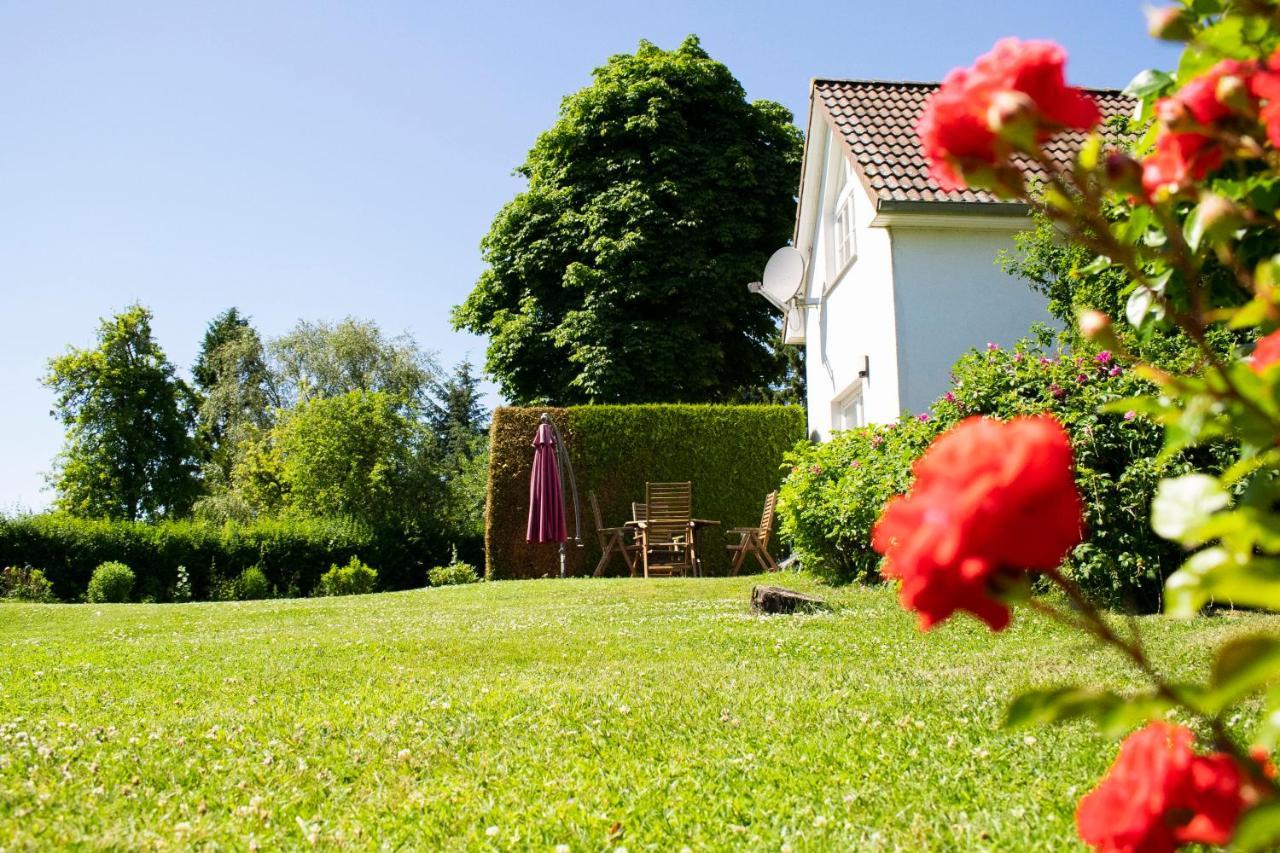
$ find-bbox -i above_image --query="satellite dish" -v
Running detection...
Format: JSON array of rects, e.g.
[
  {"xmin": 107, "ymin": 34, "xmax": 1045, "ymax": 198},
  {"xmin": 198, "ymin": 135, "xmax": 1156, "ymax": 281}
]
[{"xmin": 760, "ymin": 247, "xmax": 805, "ymax": 309}]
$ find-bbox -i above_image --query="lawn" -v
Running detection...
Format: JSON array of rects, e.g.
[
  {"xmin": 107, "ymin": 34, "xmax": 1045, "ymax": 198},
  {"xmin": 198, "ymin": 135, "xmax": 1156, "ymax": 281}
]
[{"xmin": 1, "ymin": 576, "xmax": 1276, "ymax": 850}]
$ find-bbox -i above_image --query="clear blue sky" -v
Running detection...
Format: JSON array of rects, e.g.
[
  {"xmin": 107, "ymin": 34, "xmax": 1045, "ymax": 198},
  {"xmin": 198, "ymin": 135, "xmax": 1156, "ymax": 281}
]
[{"xmin": 0, "ymin": 1, "xmax": 1177, "ymax": 512}]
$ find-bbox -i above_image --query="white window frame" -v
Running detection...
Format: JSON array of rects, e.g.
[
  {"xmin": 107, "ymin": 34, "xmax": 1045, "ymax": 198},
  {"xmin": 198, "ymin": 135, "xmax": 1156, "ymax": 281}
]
[
  {"xmin": 832, "ymin": 381, "xmax": 866, "ymax": 432},
  {"xmin": 827, "ymin": 151, "xmax": 858, "ymax": 284}
]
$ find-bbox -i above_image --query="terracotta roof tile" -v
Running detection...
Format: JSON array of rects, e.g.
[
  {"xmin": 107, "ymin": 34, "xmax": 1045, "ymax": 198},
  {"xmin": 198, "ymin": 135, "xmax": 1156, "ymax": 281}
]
[{"xmin": 812, "ymin": 79, "xmax": 1136, "ymax": 205}]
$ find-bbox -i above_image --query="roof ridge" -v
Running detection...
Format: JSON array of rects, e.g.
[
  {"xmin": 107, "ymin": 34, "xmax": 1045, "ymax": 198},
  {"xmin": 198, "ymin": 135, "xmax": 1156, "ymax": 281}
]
[{"xmin": 811, "ymin": 77, "xmax": 1128, "ymax": 96}]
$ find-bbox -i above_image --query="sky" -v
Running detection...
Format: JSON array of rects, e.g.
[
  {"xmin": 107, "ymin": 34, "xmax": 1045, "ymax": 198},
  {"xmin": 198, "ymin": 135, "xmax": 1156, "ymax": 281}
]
[{"xmin": 0, "ymin": 0, "xmax": 1179, "ymax": 512}]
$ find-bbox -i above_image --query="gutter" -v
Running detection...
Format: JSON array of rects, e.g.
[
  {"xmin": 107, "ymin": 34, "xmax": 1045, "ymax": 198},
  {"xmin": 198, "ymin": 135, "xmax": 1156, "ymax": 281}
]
[
  {"xmin": 875, "ymin": 199, "xmax": 1028, "ymax": 216},
  {"xmin": 870, "ymin": 198, "xmax": 1032, "ymax": 230}
]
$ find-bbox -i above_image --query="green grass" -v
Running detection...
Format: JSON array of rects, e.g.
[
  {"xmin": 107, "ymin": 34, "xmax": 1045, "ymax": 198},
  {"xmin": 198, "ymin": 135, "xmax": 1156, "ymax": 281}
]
[{"xmin": 1, "ymin": 575, "xmax": 1277, "ymax": 850}]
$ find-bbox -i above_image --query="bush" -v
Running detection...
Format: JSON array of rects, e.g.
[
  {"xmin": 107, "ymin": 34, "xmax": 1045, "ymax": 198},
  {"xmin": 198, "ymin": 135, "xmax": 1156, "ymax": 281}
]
[
  {"xmin": 0, "ymin": 515, "xmax": 397, "ymax": 601},
  {"xmin": 0, "ymin": 566, "xmax": 58, "ymax": 603},
  {"xmin": 316, "ymin": 557, "xmax": 377, "ymax": 597},
  {"xmin": 486, "ymin": 405, "xmax": 805, "ymax": 579},
  {"xmin": 428, "ymin": 560, "xmax": 479, "ymax": 587},
  {"xmin": 86, "ymin": 561, "xmax": 135, "ymax": 603},
  {"xmin": 778, "ymin": 337, "xmax": 1227, "ymax": 609},
  {"xmin": 234, "ymin": 566, "xmax": 271, "ymax": 600}
]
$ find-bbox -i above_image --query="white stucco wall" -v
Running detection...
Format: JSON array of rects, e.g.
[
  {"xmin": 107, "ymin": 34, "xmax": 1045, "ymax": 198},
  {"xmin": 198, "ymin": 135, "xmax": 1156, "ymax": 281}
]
[
  {"xmin": 800, "ymin": 133, "xmax": 902, "ymax": 442},
  {"xmin": 788, "ymin": 118, "xmax": 1052, "ymax": 442},
  {"xmin": 888, "ymin": 226, "xmax": 1050, "ymax": 416}
]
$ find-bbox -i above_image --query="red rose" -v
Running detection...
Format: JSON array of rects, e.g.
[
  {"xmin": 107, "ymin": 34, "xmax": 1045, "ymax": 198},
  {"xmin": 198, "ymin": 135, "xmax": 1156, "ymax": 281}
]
[
  {"xmin": 1143, "ymin": 59, "xmax": 1265, "ymax": 198},
  {"xmin": 1077, "ymin": 722, "xmax": 1245, "ymax": 852},
  {"xmin": 872, "ymin": 416, "xmax": 1083, "ymax": 631},
  {"xmin": 1251, "ymin": 329, "xmax": 1280, "ymax": 373},
  {"xmin": 918, "ymin": 39, "xmax": 1100, "ymax": 190},
  {"xmin": 1141, "ymin": 131, "xmax": 1225, "ymax": 198}
]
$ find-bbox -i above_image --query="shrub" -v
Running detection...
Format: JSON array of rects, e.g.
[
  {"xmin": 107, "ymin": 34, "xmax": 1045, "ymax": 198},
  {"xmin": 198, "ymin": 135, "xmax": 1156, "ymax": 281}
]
[
  {"xmin": 86, "ymin": 561, "xmax": 135, "ymax": 603},
  {"xmin": 486, "ymin": 405, "xmax": 805, "ymax": 579},
  {"xmin": 315, "ymin": 557, "xmax": 377, "ymax": 597},
  {"xmin": 0, "ymin": 566, "xmax": 58, "ymax": 603},
  {"xmin": 778, "ymin": 337, "xmax": 1228, "ymax": 609},
  {"xmin": 234, "ymin": 566, "xmax": 271, "ymax": 600},
  {"xmin": 0, "ymin": 515, "xmax": 400, "ymax": 601},
  {"xmin": 428, "ymin": 560, "xmax": 479, "ymax": 587}
]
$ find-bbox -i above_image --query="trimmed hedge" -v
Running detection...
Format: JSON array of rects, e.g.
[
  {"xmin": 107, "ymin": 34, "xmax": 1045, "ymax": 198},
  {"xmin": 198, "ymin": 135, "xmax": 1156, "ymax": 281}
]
[
  {"xmin": 485, "ymin": 405, "xmax": 805, "ymax": 579},
  {"xmin": 0, "ymin": 515, "xmax": 377, "ymax": 601}
]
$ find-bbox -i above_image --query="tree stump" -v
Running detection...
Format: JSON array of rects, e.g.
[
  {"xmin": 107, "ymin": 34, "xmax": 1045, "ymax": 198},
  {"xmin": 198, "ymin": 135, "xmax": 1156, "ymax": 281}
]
[{"xmin": 751, "ymin": 585, "xmax": 825, "ymax": 614}]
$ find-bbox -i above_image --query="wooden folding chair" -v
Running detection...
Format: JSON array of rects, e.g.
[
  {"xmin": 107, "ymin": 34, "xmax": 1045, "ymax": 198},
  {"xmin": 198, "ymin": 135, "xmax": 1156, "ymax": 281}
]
[
  {"xmin": 727, "ymin": 491, "xmax": 780, "ymax": 575},
  {"xmin": 631, "ymin": 502, "xmax": 647, "ymax": 523},
  {"xmin": 637, "ymin": 482, "xmax": 696, "ymax": 578},
  {"xmin": 590, "ymin": 492, "xmax": 638, "ymax": 577}
]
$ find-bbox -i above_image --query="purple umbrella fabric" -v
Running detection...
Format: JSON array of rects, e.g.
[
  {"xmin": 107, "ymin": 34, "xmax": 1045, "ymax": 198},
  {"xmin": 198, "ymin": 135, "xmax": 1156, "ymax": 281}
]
[{"xmin": 526, "ymin": 422, "xmax": 567, "ymax": 543}]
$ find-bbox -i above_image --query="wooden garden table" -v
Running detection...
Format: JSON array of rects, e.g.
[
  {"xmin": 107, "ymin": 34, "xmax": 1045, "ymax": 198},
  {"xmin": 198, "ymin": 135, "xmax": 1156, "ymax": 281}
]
[{"xmin": 626, "ymin": 518, "xmax": 720, "ymax": 576}]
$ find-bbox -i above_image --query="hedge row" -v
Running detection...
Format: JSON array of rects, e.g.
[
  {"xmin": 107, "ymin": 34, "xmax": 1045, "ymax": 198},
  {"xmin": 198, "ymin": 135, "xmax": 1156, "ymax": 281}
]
[
  {"xmin": 485, "ymin": 404, "xmax": 806, "ymax": 579},
  {"xmin": 0, "ymin": 514, "xmax": 451, "ymax": 601}
]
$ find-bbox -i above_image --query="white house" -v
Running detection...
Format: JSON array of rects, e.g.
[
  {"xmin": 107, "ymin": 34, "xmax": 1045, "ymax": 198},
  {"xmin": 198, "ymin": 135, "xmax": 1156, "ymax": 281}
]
[{"xmin": 759, "ymin": 79, "xmax": 1131, "ymax": 441}]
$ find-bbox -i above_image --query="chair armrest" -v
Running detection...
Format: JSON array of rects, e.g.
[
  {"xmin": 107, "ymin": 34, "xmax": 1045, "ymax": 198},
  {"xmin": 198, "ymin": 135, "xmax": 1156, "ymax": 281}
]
[{"xmin": 727, "ymin": 527, "xmax": 759, "ymax": 535}]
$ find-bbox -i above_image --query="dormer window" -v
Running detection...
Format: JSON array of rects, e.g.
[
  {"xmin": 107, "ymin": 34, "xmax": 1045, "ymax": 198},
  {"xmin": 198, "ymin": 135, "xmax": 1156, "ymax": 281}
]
[{"xmin": 830, "ymin": 153, "xmax": 857, "ymax": 275}]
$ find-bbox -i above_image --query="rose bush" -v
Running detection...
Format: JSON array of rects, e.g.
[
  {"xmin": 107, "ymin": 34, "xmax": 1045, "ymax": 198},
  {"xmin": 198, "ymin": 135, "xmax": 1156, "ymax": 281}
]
[
  {"xmin": 869, "ymin": 4, "xmax": 1280, "ymax": 849},
  {"xmin": 778, "ymin": 337, "xmax": 1213, "ymax": 608}
]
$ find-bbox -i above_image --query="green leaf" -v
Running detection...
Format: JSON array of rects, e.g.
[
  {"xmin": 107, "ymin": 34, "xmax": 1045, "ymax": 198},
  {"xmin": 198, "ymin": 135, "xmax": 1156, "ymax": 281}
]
[
  {"xmin": 1122, "ymin": 69, "xmax": 1174, "ymax": 99},
  {"xmin": 1004, "ymin": 687, "xmax": 1170, "ymax": 737},
  {"xmin": 1252, "ymin": 685, "xmax": 1280, "ymax": 750},
  {"xmin": 1209, "ymin": 635, "xmax": 1280, "ymax": 710},
  {"xmin": 1151, "ymin": 474, "xmax": 1230, "ymax": 544},
  {"xmin": 1076, "ymin": 255, "xmax": 1112, "ymax": 277},
  {"xmin": 1233, "ymin": 801, "xmax": 1280, "ymax": 852},
  {"xmin": 1126, "ymin": 286, "xmax": 1159, "ymax": 328},
  {"xmin": 1165, "ymin": 549, "xmax": 1280, "ymax": 617}
]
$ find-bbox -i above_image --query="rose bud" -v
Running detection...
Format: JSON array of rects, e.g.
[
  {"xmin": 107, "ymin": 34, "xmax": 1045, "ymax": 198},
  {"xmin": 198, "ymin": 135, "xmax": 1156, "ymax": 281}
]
[
  {"xmin": 1216, "ymin": 74, "xmax": 1251, "ymax": 113},
  {"xmin": 987, "ymin": 90, "xmax": 1039, "ymax": 145},
  {"xmin": 1155, "ymin": 97, "xmax": 1193, "ymax": 129},
  {"xmin": 1104, "ymin": 152, "xmax": 1145, "ymax": 196},
  {"xmin": 1196, "ymin": 192, "xmax": 1243, "ymax": 243},
  {"xmin": 1078, "ymin": 310, "xmax": 1121, "ymax": 349},
  {"xmin": 1146, "ymin": 6, "xmax": 1192, "ymax": 41}
]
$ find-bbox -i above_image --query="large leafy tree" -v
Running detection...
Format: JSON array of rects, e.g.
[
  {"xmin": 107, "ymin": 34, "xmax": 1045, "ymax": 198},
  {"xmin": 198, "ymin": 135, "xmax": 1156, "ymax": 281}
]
[
  {"xmin": 453, "ymin": 35, "xmax": 803, "ymax": 404},
  {"xmin": 192, "ymin": 308, "xmax": 275, "ymax": 481},
  {"xmin": 44, "ymin": 305, "xmax": 200, "ymax": 520},
  {"xmin": 269, "ymin": 317, "xmax": 437, "ymax": 411},
  {"xmin": 231, "ymin": 390, "xmax": 441, "ymax": 527}
]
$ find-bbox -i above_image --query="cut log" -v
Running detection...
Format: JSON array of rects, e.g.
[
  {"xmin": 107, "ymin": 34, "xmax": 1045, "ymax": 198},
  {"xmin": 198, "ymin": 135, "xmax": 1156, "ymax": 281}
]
[{"xmin": 751, "ymin": 585, "xmax": 825, "ymax": 614}]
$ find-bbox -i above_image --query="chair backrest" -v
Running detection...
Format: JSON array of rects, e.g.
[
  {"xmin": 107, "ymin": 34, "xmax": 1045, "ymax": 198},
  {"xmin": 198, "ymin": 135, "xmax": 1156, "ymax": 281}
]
[
  {"xmin": 631, "ymin": 502, "xmax": 647, "ymax": 522},
  {"xmin": 757, "ymin": 491, "xmax": 779, "ymax": 547},
  {"xmin": 644, "ymin": 482, "xmax": 692, "ymax": 543},
  {"xmin": 588, "ymin": 491, "xmax": 606, "ymax": 535}
]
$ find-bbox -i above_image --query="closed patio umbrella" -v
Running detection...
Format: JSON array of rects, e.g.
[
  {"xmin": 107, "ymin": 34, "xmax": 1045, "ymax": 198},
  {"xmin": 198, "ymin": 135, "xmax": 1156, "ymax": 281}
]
[{"xmin": 526, "ymin": 413, "xmax": 580, "ymax": 577}]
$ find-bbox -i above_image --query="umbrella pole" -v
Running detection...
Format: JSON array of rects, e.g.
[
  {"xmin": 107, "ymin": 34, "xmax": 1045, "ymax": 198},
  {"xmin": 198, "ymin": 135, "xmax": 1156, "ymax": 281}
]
[{"xmin": 559, "ymin": 542, "xmax": 566, "ymax": 579}]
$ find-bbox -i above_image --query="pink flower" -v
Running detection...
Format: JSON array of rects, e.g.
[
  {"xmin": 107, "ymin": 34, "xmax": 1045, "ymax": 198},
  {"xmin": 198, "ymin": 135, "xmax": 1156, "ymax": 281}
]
[
  {"xmin": 1076, "ymin": 373, "xmax": 1089, "ymax": 384},
  {"xmin": 810, "ymin": 465, "xmax": 823, "ymax": 475},
  {"xmin": 1050, "ymin": 383, "xmax": 1066, "ymax": 399},
  {"xmin": 850, "ymin": 460, "xmax": 862, "ymax": 469},
  {"xmin": 1095, "ymin": 351, "xmax": 1112, "ymax": 364},
  {"xmin": 1123, "ymin": 410, "xmax": 1137, "ymax": 421},
  {"xmin": 944, "ymin": 391, "xmax": 957, "ymax": 403},
  {"xmin": 1108, "ymin": 366, "xmax": 1122, "ymax": 377},
  {"xmin": 987, "ymin": 342, "xmax": 1000, "ymax": 352},
  {"xmin": 1013, "ymin": 352, "xmax": 1024, "ymax": 362},
  {"xmin": 917, "ymin": 412, "xmax": 931, "ymax": 423}
]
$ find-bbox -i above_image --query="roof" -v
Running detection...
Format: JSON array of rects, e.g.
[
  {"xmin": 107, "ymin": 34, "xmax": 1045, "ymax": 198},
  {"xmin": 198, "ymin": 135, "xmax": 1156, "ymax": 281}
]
[{"xmin": 811, "ymin": 79, "xmax": 1137, "ymax": 205}]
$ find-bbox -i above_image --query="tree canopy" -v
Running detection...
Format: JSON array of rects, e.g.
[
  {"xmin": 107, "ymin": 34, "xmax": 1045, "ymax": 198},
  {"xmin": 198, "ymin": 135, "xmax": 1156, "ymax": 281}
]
[
  {"xmin": 43, "ymin": 305, "xmax": 200, "ymax": 520},
  {"xmin": 453, "ymin": 35, "xmax": 803, "ymax": 404}
]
